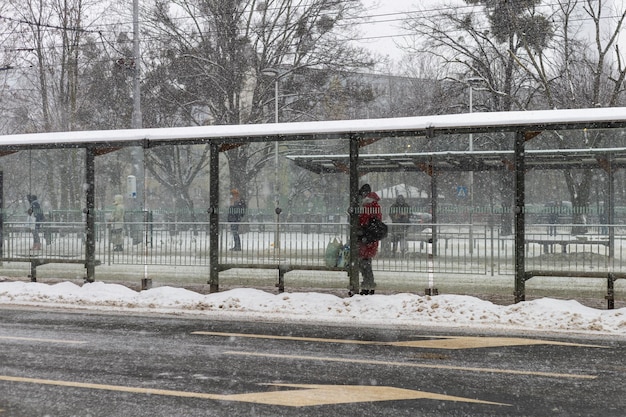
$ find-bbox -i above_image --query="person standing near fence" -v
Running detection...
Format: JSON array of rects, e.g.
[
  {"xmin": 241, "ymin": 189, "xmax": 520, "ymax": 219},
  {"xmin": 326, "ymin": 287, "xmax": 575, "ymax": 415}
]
[
  {"xmin": 599, "ymin": 208, "xmax": 608, "ymax": 235},
  {"xmin": 110, "ymin": 194, "xmax": 125, "ymax": 252},
  {"xmin": 389, "ymin": 194, "xmax": 410, "ymax": 256},
  {"xmin": 357, "ymin": 184, "xmax": 382, "ymax": 295},
  {"xmin": 228, "ymin": 189, "xmax": 246, "ymax": 251},
  {"xmin": 27, "ymin": 194, "xmax": 44, "ymax": 250},
  {"xmin": 547, "ymin": 201, "xmax": 560, "ymax": 236}
]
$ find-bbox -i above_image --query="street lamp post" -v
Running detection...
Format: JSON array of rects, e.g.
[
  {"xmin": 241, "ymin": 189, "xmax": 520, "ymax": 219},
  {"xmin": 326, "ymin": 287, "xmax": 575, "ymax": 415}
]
[
  {"xmin": 261, "ymin": 68, "xmax": 283, "ymax": 257},
  {"xmin": 130, "ymin": 0, "xmax": 150, "ymax": 287},
  {"xmin": 466, "ymin": 77, "xmax": 483, "ymax": 255},
  {"xmin": 261, "ymin": 68, "xmax": 281, "ymax": 207},
  {"xmin": 132, "ymin": 0, "xmax": 141, "ymax": 130},
  {"xmin": 271, "ymin": 75, "xmax": 279, "ymax": 124}
]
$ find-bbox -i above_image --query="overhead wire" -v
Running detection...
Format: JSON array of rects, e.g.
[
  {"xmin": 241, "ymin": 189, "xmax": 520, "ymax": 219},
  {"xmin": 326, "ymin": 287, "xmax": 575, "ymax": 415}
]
[
  {"xmin": 2, "ymin": 1, "xmax": 620, "ymax": 48},
  {"xmin": 0, "ymin": 1, "xmax": 623, "ymax": 70}
]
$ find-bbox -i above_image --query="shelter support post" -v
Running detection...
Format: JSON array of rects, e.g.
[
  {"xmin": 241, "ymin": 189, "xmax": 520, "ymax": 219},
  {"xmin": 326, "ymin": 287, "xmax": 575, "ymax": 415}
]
[
  {"xmin": 514, "ymin": 131, "xmax": 526, "ymax": 303},
  {"xmin": 0, "ymin": 171, "xmax": 3, "ymax": 264},
  {"xmin": 348, "ymin": 134, "xmax": 360, "ymax": 295},
  {"xmin": 607, "ymin": 273, "xmax": 616, "ymax": 310},
  {"xmin": 85, "ymin": 148, "xmax": 96, "ymax": 283},
  {"xmin": 607, "ymin": 158, "xmax": 615, "ymax": 258},
  {"xmin": 208, "ymin": 142, "xmax": 220, "ymax": 293},
  {"xmin": 278, "ymin": 266, "xmax": 286, "ymax": 293},
  {"xmin": 425, "ymin": 158, "xmax": 438, "ymax": 296},
  {"xmin": 29, "ymin": 260, "xmax": 38, "ymax": 282},
  {"xmin": 430, "ymin": 159, "xmax": 438, "ymax": 257}
]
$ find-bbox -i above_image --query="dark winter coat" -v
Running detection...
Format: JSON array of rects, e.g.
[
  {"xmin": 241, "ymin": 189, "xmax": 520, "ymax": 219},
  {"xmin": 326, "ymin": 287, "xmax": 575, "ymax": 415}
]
[
  {"xmin": 28, "ymin": 196, "xmax": 45, "ymax": 223},
  {"xmin": 390, "ymin": 196, "xmax": 410, "ymax": 241},
  {"xmin": 227, "ymin": 198, "xmax": 247, "ymax": 222}
]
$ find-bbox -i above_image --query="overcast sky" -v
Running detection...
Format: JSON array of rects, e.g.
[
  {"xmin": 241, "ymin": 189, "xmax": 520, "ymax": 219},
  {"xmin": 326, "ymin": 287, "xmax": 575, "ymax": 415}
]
[
  {"xmin": 357, "ymin": 0, "xmax": 460, "ymax": 62},
  {"xmin": 357, "ymin": 0, "xmax": 416, "ymax": 61}
]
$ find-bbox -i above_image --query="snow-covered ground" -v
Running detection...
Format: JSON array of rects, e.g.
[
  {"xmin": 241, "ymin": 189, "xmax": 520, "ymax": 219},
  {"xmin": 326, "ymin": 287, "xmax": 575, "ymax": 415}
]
[{"xmin": 0, "ymin": 280, "xmax": 625, "ymax": 337}]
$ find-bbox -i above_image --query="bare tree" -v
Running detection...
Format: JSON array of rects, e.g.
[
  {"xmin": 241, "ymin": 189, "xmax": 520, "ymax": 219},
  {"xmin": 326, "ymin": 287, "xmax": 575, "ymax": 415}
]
[
  {"xmin": 509, "ymin": 0, "xmax": 626, "ymax": 230},
  {"xmin": 402, "ymin": 0, "xmax": 553, "ymax": 233},
  {"xmin": 403, "ymin": 0, "xmax": 626, "ymax": 232},
  {"xmin": 4, "ymin": 0, "xmax": 112, "ymax": 212},
  {"xmin": 142, "ymin": 0, "xmax": 373, "ymax": 212}
]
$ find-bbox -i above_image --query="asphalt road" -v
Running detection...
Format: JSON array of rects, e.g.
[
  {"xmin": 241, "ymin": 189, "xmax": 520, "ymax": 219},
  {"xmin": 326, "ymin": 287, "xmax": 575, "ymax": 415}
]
[{"xmin": 0, "ymin": 307, "xmax": 624, "ymax": 417}]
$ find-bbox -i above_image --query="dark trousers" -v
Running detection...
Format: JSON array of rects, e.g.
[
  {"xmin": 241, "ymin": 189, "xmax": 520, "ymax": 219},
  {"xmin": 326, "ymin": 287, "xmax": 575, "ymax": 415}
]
[
  {"xmin": 231, "ymin": 224, "xmax": 241, "ymax": 250},
  {"xmin": 359, "ymin": 257, "xmax": 375, "ymax": 289},
  {"xmin": 32, "ymin": 224, "xmax": 41, "ymax": 244}
]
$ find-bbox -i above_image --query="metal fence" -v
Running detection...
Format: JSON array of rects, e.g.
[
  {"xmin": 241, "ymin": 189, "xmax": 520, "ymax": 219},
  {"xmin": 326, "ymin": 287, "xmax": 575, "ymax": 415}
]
[{"xmin": 3, "ymin": 220, "xmax": 625, "ymax": 277}]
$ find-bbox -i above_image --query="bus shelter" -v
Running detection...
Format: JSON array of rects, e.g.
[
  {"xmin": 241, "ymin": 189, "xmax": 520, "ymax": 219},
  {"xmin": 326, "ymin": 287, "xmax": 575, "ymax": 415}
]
[
  {"xmin": 290, "ymin": 146, "xmax": 626, "ymax": 303},
  {"xmin": 0, "ymin": 108, "xmax": 626, "ymax": 302}
]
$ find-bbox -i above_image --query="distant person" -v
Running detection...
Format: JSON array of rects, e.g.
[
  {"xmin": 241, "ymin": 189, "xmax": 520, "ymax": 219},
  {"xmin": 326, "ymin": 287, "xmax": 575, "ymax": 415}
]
[
  {"xmin": 599, "ymin": 208, "xmax": 608, "ymax": 235},
  {"xmin": 110, "ymin": 194, "xmax": 125, "ymax": 251},
  {"xmin": 228, "ymin": 189, "xmax": 246, "ymax": 251},
  {"xmin": 547, "ymin": 201, "xmax": 560, "ymax": 236},
  {"xmin": 389, "ymin": 194, "xmax": 410, "ymax": 256},
  {"xmin": 357, "ymin": 184, "xmax": 382, "ymax": 295},
  {"xmin": 27, "ymin": 194, "xmax": 45, "ymax": 250}
]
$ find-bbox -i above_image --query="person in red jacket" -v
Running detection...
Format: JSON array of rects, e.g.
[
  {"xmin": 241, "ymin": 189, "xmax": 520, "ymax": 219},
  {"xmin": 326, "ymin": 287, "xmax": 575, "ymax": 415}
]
[{"xmin": 357, "ymin": 184, "xmax": 382, "ymax": 295}]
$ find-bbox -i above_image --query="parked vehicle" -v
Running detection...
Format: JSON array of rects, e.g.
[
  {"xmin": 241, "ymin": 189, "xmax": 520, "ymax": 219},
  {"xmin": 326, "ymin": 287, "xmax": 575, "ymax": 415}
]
[
  {"xmin": 408, "ymin": 212, "xmax": 432, "ymax": 233},
  {"xmin": 409, "ymin": 212, "xmax": 432, "ymax": 225}
]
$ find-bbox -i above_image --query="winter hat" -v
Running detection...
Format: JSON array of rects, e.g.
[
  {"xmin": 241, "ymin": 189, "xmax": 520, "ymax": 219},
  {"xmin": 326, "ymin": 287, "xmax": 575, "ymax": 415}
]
[{"xmin": 358, "ymin": 184, "xmax": 371, "ymax": 197}]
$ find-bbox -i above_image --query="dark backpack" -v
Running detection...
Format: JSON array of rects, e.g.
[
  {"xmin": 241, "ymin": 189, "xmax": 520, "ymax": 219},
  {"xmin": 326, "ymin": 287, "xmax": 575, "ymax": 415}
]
[{"xmin": 362, "ymin": 217, "xmax": 388, "ymax": 243}]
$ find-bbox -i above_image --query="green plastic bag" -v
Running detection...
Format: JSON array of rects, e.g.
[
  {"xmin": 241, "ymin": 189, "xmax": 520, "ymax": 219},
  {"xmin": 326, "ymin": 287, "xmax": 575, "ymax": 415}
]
[
  {"xmin": 324, "ymin": 238, "xmax": 342, "ymax": 267},
  {"xmin": 337, "ymin": 244, "xmax": 350, "ymax": 268}
]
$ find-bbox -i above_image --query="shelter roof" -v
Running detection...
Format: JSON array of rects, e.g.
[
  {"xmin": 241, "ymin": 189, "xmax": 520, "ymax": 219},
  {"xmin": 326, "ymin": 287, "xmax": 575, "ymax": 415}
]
[
  {"xmin": 287, "ymin": 147, "xmax": 626, "ymax": 174},
  {"xmin": 0, "ymin": 107, "xmax": 625, "ymax": 150}
]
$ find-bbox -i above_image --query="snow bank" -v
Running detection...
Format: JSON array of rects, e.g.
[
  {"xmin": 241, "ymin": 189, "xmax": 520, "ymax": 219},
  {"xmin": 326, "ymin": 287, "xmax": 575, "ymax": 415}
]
[{"xmin": 1, "ymin": 282, "xmax": 625, "ymax": 335}]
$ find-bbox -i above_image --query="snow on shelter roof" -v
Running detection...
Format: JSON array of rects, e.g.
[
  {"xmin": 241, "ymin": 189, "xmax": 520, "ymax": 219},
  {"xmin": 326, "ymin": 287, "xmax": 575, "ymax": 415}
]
[{"xmin": 0, "ymin": 107, "xmax": 625, "ymax": 150}]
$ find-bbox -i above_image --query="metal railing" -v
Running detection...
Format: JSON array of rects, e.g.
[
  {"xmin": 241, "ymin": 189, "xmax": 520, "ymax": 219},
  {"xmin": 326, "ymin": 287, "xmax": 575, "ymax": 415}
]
[
  {"xmin": 524, "ymin": 224, "xmax": 624, "ymax": 273},
  {"xmin": 3, "ymin": 222, "xmax": 87, "ymax": 258},
  {"xmin": 3, "ymin": 220, "xmax": 625, "ymax": 278}
]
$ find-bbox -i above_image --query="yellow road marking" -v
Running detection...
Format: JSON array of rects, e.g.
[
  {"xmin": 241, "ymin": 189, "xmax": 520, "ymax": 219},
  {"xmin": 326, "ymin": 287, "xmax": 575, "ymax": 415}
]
[
  {"xmin": 392, "ymin": 337, "xmax": 607, "ymax": 350},
  {"xmin": 224, "ymin": 351, "xmax": 597, "ymax": 380},
  {"xmin": 191, "ymin": 331, "xmax": 606, "ymax": 350},
  {"xmin": 0, "ymin": 336, "xmax": 86, "ymax": 345},
  {"xmin": 0, "ymin": 375, "xmax": 508, "ymax": 407},
  {"xmin": 229, "ymin": 384, "xmax": 509, "ymax": 407}
]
